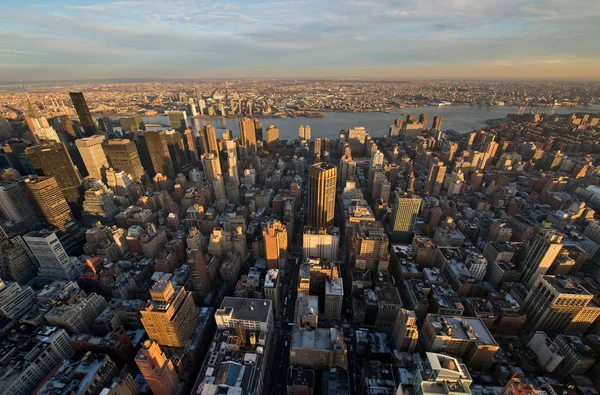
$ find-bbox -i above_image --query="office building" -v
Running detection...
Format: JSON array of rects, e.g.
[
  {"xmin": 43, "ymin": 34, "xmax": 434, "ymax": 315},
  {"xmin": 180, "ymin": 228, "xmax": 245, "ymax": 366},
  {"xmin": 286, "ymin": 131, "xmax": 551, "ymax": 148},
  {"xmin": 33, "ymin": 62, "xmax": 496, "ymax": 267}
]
[
  {"xmin": 338, "ymin": 154, "xmax": 356, "ymax": 187},
  {"xmin": 432, "ymin": 115, "xmax": 443, "ymax": 130},
  {"xmin": 324, "ymin": 277, "xmax": 343, "ymax": 320},
  {"xmin": 167, "ymin": 111, "xmax": 187, "ymax": 132},
  {"xmin": 214, "ymin": 297, "xmax": 274, "ymax": 332},
  {"xmin": 69, "ymin": 92, "xmax": 96, "ymax": 136},
  {"xmin": 388, "ymin": 191, "xmax": 422, "ymax": 243},
  {"xmin": 201, "ymin": 152, "xmax": 222, "ymax": 183},
  {"xmin": 404, "ymin": 352, "xmax": 472, "ymax": 395},
  {"xmin": 302, "ymin": 226, "xmax": 340, "ymax": 262},
  {"xmin": 24, "ymin": 114, "xmax": 60, "ymax": 143},
  {"xmin": 190, "ymin": 251, "xmax": 212, "ymax": 297},
  {"xmin": 0, "ymin": 239, "xmax": 38, "ymax": 284},
  {"xmin": 299, "ymin": 125, "xmax": 311, "ymax": 141},
  {"xmin": 76, "ymin": 135, "xmax": 109, "ymax": 181},
  {"xmin": 263, "ymin": 219, "xmax": 288, "ymax": 269},
  {"xmin": 239, "ymin": 117, "xmax": 257, "ymax": 153},
  {"xmin": 264, "ymin": 269, "xmax": 280, "ymax": 313},
  {"xmin": 421, "ymin": 314, "xmax": 499, "ymax": 369},
  {"xmin": 308, "ymin": 162, "xmax": 336, "ymax": 228},
  {"xmin": 24, "ymin": 176, "xmax": 74, "ymax": 232},
  {"xmin": 350, "ymin": 221, "xmax": 390, "ymax": 272},
  {"xmin": 143, "ymin": 130, "xmax": 174, "ymax": 178},
  {"xmin": 140, "ymin": 280, "xmax": 198, "ymax": 347},
  {"xmin": 164, "ymin": 130, "xmax": 187, "ymax": 173},
  {"xmin": 0, "ymin": 180, "xmax": 39, "ymax": 225},
  {"xmin": 119, "ymin": 115, "xmax": 144, "ymax": 133},
  {"xmin": 520, "ymin": 233, "xmax": 563, "ymax": 288},
  {"xmin": 26, "ymin": 141, "xmax": 82, "ymax": 204},
  {"xmin": 199, "ymin": 124, "xmax": 219, "ymax": 157},
  {"xmin": 0, "ymin": 278, "xmax": 35, "ymax": 319},
  {"xmin": 425, "ymin": 159, "xmax": 446, "ymax": 197},
  {"xmin": 265, "ymin": 124, "xmax": 279, "ymax": 148},
  {"xmin": 44, "ymin": 291, "xmax": 108, "ymax": 334},
  {"xmin": 290, "ymin": 327, "xmax": 347, "ymax": 369},
  {"xmin": 0, "ymin": 327, "xmax": 75, "ymax": 395},
  {"xmin": 524, "ymin": 275, "xmax": 595, "ymax": 335},
  {"xmin": 25, "ymin": 230, "xmax": 80, "ymax": 283},
  {"xmin": 135, "ymin": 340, "xmax": 180, "ymax": 395},
  {"xmin": 36, "ymin": 353, "xmax": 120, "ymax": 395},
  {"xmin": 393, "ymin": 308, "xmax": 419, "ymax": 352},
  {"xmin": 552, "ymin": 335, "xmax": 597, "ymax": 380},
  {"xmin": 104, "ymin": 139, "xmax": 145, "ymax": 181}
]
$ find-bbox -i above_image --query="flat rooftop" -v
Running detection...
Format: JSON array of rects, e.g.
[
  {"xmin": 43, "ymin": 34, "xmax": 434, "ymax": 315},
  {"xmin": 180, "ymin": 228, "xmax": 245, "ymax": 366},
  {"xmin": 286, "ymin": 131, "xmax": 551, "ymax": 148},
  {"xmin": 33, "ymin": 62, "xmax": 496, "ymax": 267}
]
[
  {"xmin": 427, "ymin": 314, "xmax": 498, "ymax": 347},
  {"xmin": 217, "ymin": 297, "xmax": 271, "ymax": 323}
]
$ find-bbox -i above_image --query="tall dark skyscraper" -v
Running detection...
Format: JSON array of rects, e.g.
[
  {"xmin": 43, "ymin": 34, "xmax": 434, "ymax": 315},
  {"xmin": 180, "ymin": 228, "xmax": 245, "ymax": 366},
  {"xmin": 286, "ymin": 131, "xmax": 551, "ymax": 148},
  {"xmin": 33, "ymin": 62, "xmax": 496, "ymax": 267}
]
[
  {"xmin": 24, "ymin": 176, "xmax": 74, "ymax": 232},
  {"xmin": 418, "ymin": 113, "xmax": 428, "ymax": 130},
  {"xmin": 104, "ymin": 139, "xmax": 145, "ymax": 181},
  {"xmin": 165, "ymin": 130, "xmax": 187, "ymax": 174},
  {"xmin": 69, "ymin": 92, "xmax": 96, "ymax": 136},
  {"xmin": 25, "ymin": 141, "xmax": 82, "ymax": 204},
  {"xmin": 308, "ymin": 162, "xmax": 337, "ymax": 229},
  {"xmin": 144, "ymin": 130, "xmax": 175, "ymax": 179},
  {"xmin": 388, "ymin": 191, "xmax": 422, "ymax": 243}
]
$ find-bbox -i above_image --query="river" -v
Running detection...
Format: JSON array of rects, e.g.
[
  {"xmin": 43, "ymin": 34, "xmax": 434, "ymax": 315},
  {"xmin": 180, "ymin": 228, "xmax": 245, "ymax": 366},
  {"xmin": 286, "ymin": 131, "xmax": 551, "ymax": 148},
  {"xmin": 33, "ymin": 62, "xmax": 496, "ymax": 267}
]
[{"xmin": 110, "ymin": 105, "xmax": 600, "ymax": 140}]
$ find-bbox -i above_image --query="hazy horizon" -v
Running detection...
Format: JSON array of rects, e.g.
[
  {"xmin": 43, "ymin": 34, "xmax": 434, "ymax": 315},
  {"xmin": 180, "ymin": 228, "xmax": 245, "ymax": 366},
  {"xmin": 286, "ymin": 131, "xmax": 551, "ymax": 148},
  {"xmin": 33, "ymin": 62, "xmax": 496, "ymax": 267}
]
[{"xmin": 2, "ymin": 0, "xmax": 600, "ymax": 82}]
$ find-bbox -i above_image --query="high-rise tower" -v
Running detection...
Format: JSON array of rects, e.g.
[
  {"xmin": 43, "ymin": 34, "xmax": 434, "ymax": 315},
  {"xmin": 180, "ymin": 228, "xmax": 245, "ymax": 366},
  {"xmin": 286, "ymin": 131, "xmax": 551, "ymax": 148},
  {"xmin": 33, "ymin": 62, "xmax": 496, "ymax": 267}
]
[
  {"xmin": 75, "ymin": 135, "xmax": 109, "ymax": 181},
  {"xmin": 140, "ymin": 280, "xmax": 198, "ymax": 347},
  {"xmin": 201, "ymin": 153, "xmax": 222, "ymax": 183},
  {"xmin": 520, "ymin": 233, "xmax": 563, "ymax": 288},
  {"xmin": 0, "ymin": 180, "xmax": 39, "ymax": 225},
  {"xmin": 308, "ymin": 162, "xmax": 337, "ymax": 229},
  {"xmin": 424, "ymin": 159, "xmax": 446, "ymax": 197},
  {"xmin": 239, "ymin": 117, "xmax": 257, "ymax": 153},
  {"xmin": 25, "ymin": 141, "xmax": 82, "ymax": 204},
  {"xmin": 135, "ymin": 340, "xmax": 180, "ymax": 395},
  {"xmin": 199, "ymin": 125, "xmax": 219, "ymax": 157},
  {"xmin": 24, "ymin": 176, "xmax": 74, "ymax": 232},
  {"xmin": 263, "ymin": 220, "xmax": 288, "ymax": 269},
  {"xmin": 167, "ymin": 111, "xmax": 187, "ymax": 132},
  {"xmin": 144, "ymin": 131, "xmax": 175, "ymax": 179},
  {"xmin": 103, "ymin": 139, "xmax": 145, "ymax": 181},
  {"xmin": 432, "ymin": 115, "xmax": 443, "ymax": 130},
  {"xmin": 388, "ymin": 191, "xmax": 422, "ymax": 243},
  {"xmin": 69, "ymin": 92, "xmax": 96, "ymax": 136}
]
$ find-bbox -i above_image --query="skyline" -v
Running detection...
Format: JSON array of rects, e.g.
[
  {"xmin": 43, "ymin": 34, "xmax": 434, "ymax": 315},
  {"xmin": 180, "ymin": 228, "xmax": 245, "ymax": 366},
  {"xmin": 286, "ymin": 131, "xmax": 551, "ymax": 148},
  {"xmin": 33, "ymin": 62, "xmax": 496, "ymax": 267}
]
[{"xmin": 2, "ymin": 0, "xmax": 600, "ymax": 82}]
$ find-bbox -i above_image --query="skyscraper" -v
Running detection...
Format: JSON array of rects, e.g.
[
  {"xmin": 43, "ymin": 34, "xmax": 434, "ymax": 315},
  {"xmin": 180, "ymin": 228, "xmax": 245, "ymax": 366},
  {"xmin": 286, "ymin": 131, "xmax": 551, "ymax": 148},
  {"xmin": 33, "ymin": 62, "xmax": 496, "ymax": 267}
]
[
  {"xmin": 308, "ymin": 162, "xmax": 337, "ymax": 229},
  {"xmin": 140, "ymin": 280, "xmax": 198, "ymax": 347},
  {"xmin": 201, "ymin": 153, "xmax": 222, "ymax": 183},
  {"xmin": 263, "ymin": 219, "xmax": 288, "ymax": 269},
  {"xmin": 524, "ymin": 275, "xmax": 595, "ymax": 335},
  {"xmin": 388, "ymin": 191, "xmax": 422, "ymax": 243},
  {"xmin": 265, "ymin": 125, "xmax": 279, "ymax": 149},
  {"xmin": 424, "ymin": 159, "xmax": 446, "ymax": 197},
  {"xmin": 24, "ymin": 229, "xmax": 81, "ymax": 282},
  {"xmin": 119, "ymin": 115, "xmax": 144, "ymax": 133},
  {"xmin": 0, "ymin": 180, "xmax": 39, "ymax": 225},
  {"xmin": 418, "ymin": 113, "xmax": 428, "ymax": 130},
  {"xmin": 520, "ymin": 233, "xmax": 563, "ymax": 288},
  {"xmin": 183, "ymin": 127, "xmax": 199, "ymax": 163},
  {"xmin": 103, "ymin": 139, "xmax": 145, "ymax": 181},
  {"xmin": 338, "ymin": 154, "xmax": 356, "ymax": 187},
  {"xmin": 198, "ymin": 125, "xmax": 219, "ymax": 157},
  {"xmin": 299, "ymin": 125, "xmax": 311, "ymax": 141},
  {"xmin": 164, "ymin": 130, "xmax": 187, "ymax": 174},
  {"xmin": 75, "ymin": 135, "xmax": 109, "ymax": 181},
  {"xmin": 167, "ymin": 111, "xmax": 187, "ymax": 132},
  {"xmin": 239, "ymin": 117, "xmax": 257, "ymax": 153},
  {"xmin": 25, "ymin": 141, "xmax": 82, "ymax": 204},
  {"xmin": 24, "ymin": 115, "xmax": 60, "ymax": 143},
  {"xmin": 24, "ymin": 176, "xmax": 74, "ymax": 232},
  {"xmin": 254, "ymin": 119, "xmax": 263, "ymax": 141},
  {"xmin": 432, "ymin": 115, "xmax": 443, "ymax": 130},
  {"xmin": 144, "ymin": 131, "xmax": 175, "ymax": 179},
  {"xmin": 135, "ymin": 340, "xmax": 180, "ymax": 395},
  {"xmin": 69, "ymin": 92, "xmax": 97, "ymax": 136}
]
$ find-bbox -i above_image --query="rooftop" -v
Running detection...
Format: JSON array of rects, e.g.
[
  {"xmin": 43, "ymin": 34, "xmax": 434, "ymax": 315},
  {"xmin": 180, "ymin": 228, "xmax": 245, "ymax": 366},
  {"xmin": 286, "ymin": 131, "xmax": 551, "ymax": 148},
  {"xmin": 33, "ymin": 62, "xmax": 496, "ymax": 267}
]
[
  {"xmin": 427, "ymin": 314, "xmax": 498, "ymax": 347},
  {"xmin": 216, "ymin": 297, "xmax": 272, "ymax": 324}
]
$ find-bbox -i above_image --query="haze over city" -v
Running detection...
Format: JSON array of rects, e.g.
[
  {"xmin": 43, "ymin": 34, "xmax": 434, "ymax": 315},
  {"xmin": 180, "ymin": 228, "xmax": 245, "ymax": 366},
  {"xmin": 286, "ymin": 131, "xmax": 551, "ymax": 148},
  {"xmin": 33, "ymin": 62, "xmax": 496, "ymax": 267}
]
[{"xmin": 2, "ymin": 0, "xmax": 600, "ymax": 82}]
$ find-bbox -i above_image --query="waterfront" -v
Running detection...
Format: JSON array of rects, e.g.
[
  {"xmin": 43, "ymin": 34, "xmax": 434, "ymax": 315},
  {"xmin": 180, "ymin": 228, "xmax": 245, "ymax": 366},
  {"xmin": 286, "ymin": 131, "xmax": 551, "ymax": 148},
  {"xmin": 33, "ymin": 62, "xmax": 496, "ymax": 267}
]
[{"xmin": 120, "ymin": 105, "xmax": 600, "ymax": 140}]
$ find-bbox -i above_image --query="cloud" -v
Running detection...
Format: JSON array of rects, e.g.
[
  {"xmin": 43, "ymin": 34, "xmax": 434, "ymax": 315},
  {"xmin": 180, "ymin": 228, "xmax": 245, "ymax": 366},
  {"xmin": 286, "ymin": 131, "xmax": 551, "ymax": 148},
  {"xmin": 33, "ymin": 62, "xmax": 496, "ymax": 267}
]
[{"xmin": 0, "ymin": 0, "xmax": 599, "ymax": 81}]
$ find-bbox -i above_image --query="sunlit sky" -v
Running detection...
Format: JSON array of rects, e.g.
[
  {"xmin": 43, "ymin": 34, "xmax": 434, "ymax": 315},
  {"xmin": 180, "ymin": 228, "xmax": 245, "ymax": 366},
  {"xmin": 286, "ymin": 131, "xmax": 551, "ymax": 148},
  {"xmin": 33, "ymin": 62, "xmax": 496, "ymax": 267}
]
[{"xmin": 2, "ymin": 0, "xmax": 600, "ymax": 82}]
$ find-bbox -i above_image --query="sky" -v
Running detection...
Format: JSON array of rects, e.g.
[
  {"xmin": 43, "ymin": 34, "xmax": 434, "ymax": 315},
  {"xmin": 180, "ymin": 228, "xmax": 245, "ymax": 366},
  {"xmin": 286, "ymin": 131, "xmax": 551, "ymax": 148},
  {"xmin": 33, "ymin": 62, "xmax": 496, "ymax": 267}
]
[{"xmin": 1, "ymin": 0, "xmax": 600, "ymax": 82}]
